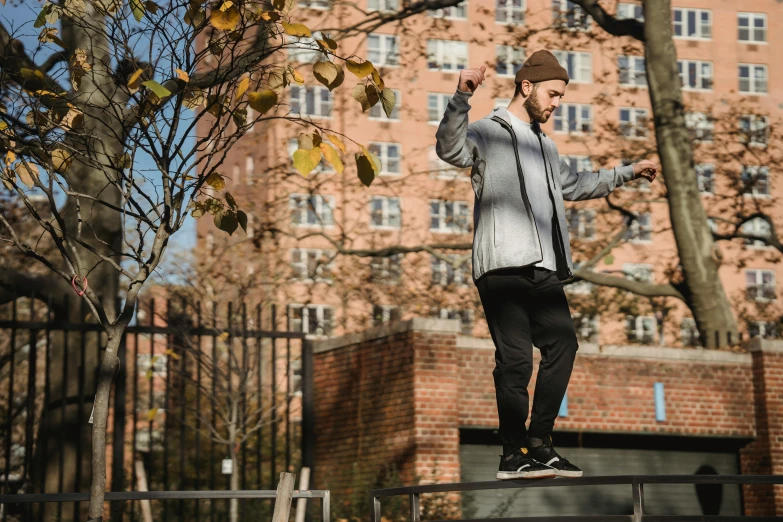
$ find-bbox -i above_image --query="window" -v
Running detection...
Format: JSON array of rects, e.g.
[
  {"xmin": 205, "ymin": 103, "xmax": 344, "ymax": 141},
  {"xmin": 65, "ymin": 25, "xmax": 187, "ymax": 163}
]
[
  {"xmin": 288, "ymin": 31, "xmax": 325, "ymax": 64},
  {"xmin": 616, "ymin": 2, "xmax": 643, "ymax": 21},
  {"xmin": 673, "ymin": 8, "xmax": 711, "ymax": 39},
  {"xmin": 624, "ymin": 263, "xmax": 654, "ymax": 283},
  {"xmin": 741, "ymin": 166, "xmax": 770, "ymax": 196},
  {"xmin": 288, "ymin": 139, "xmax": 332, "ymax": 173},
  {"xmin": 298, "ymin": 0, "xmax": 330, "ymax": 8},
  {"xmin": 428, "ymin": 146, "xmax": 465, "ymax": 179},
  {"xmin": 553, "ymin": 103, "xmax": 593, "ymax": 133},
  {"xmin": 289, "ymin": 359, "xmax": 303, "ymax": 397},
  {"xmin": 429, "ymin": 0, "xmax": 467, "ymax": 19},
  {"xmin": 496, "ymin": 45, "xmax": 525, "ymax": 77},
  {"xmin": 562, "ymin": 155, "xmax": 592, "ymax": 175},
  {"xmin": 738, "ymin": 12, "xmax": 766, "ymax": 43},
  {"xmin": 430, "ymin": 200, "xmax": 471, "ymax": 233},
  {"xmin": 368, "ymin": 142, "xmax": 401, "ymax": 174},
  {"xmin": 369, "ymin": 89, "xmax": 401, "ymax": 120},
  {"xmin": 372, "ymin": 305, "xmax": 401, "ymax": 326},
  {"xmin": 288, "ymin": 305, "xmax": 334, "ymax": 336},
  {"xmin": 625, "ymin": 213, "xmax": 652, "ymax": 242},
  {"xmin": 370, "ymin": 196, "xmax": 401, "ymax": 228},
  {"xmin": 618, "ymin": 56, "xmax": 646, "ymax": 87},
  {"xmin": 677, "ymin": 60, "xmax": 713, "ymax": 91},
  {"xmin": 680, "ymin": 318, "xmax": 700, "ymax": 347},
  {"xmin": 245, "ymin": 155, "xmax": 255, "ymax": 183},
  {"xmin": 135, "ymin": 429, "xmax": 163, "ymax": 452},
  {"xmin": 741, "ymin": 217, "xmax": 772, "ymax": 248},
  {"xmin": 137, "ymin": 353, "xmax": 168, "ymax": 378},
  {"xmin": 685, "ymin": 112, "xmax": 714, "ymax": 142},
  {"xmin": 696, "ymin": 164, "xmax": 714, "ymax": 194},
  {"xmin": 626, "ymin": 315, "xmax": 657, "ymax": 344},
  {"xmin": 232, "ymin": 163, "xmax": 241, "ymax": 185},
  {"xmin": 739, "ymin": 115, "xmax": 769, "ymax": 146},
  {"xmin": 368, "ymin": 34, "xmax": 399, "ymax": 67},
  {"xmin": 565, "ymin": 208, "xmax": 595, "ymax": 239},
  {"xmin": 739, "ymin": 64, "xmax": 767, "ymax": 94},
  {"xmin": 552, "ymin": 51, "xmax": 592, "ymax": 83},
  {"xmin": 749, "ymin": 321, "xmax": 779, "ymax": 339},
  {"xmin": 291, "ymin": 248, "xmax": 334, "ymax": 281},
  {"xmin": 427, "ymin": 93, "xmax": 452, "ymax": 123},
  {"xmin": 290, "ymin": 194, "xmax": 335, "ymax": 227},
  {"xmin": 137, "ymin": 390, "xmax": 167, "ymax": 412},
  {"xmin": 436, "ymin": 308, "xmax": 474, "ymax": 335},
  {"xmin": 573, "ymin": 314, "xmax": 599, "ymax": 343},
  {"xmin": 367, "ymin": 0, "xmax": 397, "ymax": 12},
  {"xmin": 552, "ymin": 0, "xmax": 590, "ymax": 30},
  {"xmin": 290, "ymin": 86, "xmax": 332, "ymax": 118},
  {"xmin": 745, "ymin": 269, "xmax": 776, "ymax": 301},
  {"xmin": 427, "ymin": 39, "xmax": 469, "ymax": 71},
  {"xmin": 431, "ymin": 255, "xmax": 470, "ymax": 287},
  {"xmin": 496, "ymin": 0, "xmax": 525, "ymax": 24},
  {"xmin": 247, "ymin": 107, "xmax": 256, "ymax": 132},
  {"xmin": 370, "ymin": 254, "xmax": 402, "ymax": 282},
  {"xmin": 619, "ymin": 107, "xmax": 649, "ymax": 138}
]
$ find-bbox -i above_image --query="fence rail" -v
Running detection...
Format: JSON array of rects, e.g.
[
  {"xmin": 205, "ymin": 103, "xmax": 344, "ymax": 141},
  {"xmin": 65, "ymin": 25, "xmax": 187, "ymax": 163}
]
[{"xmin": 371, "ymin": 475, "xmax": 783, "ymax": 522}]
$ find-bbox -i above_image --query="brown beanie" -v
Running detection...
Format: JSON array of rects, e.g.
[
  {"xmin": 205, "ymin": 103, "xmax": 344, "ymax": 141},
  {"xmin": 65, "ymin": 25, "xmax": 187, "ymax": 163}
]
[{"xmin": 514, "ymin": 50, "xmax": 570, "ymax": 85}]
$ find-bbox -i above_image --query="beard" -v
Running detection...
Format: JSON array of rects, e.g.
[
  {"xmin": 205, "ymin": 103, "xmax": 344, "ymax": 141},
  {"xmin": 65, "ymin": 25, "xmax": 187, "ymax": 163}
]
[{"xmin": 523, "ymin": 92, "xmax": 551, "ymax": 123}]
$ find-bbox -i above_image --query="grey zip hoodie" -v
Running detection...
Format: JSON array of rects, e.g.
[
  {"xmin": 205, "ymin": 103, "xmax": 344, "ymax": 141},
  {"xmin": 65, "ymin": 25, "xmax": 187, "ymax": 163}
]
[{"xmin": 435, "ymin": 89, "xmax": 636, "ymax": 282}]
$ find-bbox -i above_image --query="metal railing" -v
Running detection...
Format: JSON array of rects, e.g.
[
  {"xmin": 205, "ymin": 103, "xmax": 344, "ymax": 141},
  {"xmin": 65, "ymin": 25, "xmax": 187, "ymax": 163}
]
[
  {"xmin": 371, "ymin": 475, "xmax": 783, "ymax": 522},
  {"xmin": 0, "ymin": 489, "xmax": 330, "ymax": 522}
]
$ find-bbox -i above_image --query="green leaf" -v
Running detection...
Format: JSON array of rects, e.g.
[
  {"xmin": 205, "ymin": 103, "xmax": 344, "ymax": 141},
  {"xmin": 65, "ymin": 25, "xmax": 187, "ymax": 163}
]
[
  {"xmin": 247, "ymin": 90, "xmax": 278, "ymax": 115},
  {"xmin": 215, "ymin": 211, "xmax": 239, "ymax": 235},
  {"xmin": 603, "ymin": 254, "xmax": 614, "ymax": 265},
  {"xmin": 237, "ymin": 210, "xmax": 248, "ymax": 232},
  {"xmin": 380, "ymin": 88, "xmax": 396, "ymax": 118},
  {"xmin": 141, "ymin": 80, "xmax": 171, "ymax": 98},
  {"xmin": 356, "ymin": 152, "xmax": 376, "ymax": 187},
  {"xmin": 34, "ymin": 4, "xmax": 52, "ymax": 28},
  {"xmin": 129, "ymin": 0, "xmax": 145, "ymax": 21}
]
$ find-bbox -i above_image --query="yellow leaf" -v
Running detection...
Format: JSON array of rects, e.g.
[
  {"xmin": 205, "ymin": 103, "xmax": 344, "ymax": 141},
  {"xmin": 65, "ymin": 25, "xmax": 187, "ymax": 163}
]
[
  {"xmin": 371, "ymin": 68, "xmax": 385, "ymax": 90},
  {"xmin": 260, "ymin": 11, "xmax": 280, "ymax": 21},
  {"xmin": 205, "ymin": 172, "xmax": 226, "ymax": 190},
  {"xmin": 268, "ymin": 70, "xmax": 286, "ymax": 90},
  {"xmin": 292, "ymin": 148, "xmax": 321, "ymax": 177},
  {"xmin": 291, "ymin": 69, "xmax": 304, "ymax": 85},
  {"xmin": 247, "ymin": 89, "xmax": 278, "ymax": 115},
  {"xmin": 183, "ymin": 87, "xmax": 205, "ymax": 109},
  {"xmin": 327, "ymin": 134, "xmax": 346, "ymax": 154},
  {"xmin": 5, "ymin": 151, "xmax": 16, "ymax": 164},
  {"xmin": 127, "ymin": 68, "xmax": 144, "ymax": 92},
  {"xmin": 52, "ymin": 148, "xmax": 73, "ymax": 173},
  {"xmin": 281, "ymin": 21, "xmax": 311, "ymax": 37},
  {"xmin": 235, "ymin": 76, "xmax": 250, "ymax": 100},
  {"xmin": 219, "ymin": 0, "xmax": 233, "ymax": 11},
  {"xmin": 352, "ymin": 83, "xmax": 370, "ymax": 112},
  {"xmin": 164, "ymin": 349, "xmax": 181, "ymax": 360},
  {"xmin": 175, "ymin": 68, "xmax": 190, "ymax": 82},
  {"xmin": 147, "ymin": 408, "xmax": 158, "ymax": 421},
  {"xmin": 345, "ymin": 59, "xmax": 374, "ymax": 78},
  {"xmin": 16, "ymin": 163, "xmax": 39, "ymax": 188},
  {"xmin": 313, "ymin": 61, "xmax": 339, "ymax": 89},
  {"xmin": 316, "ymin": 37, "xmax": 337, "ymax": 51},
  {"xmin": 210, "ymin": 7, "xmax": 240, "ymax": 30},
  {"xmin": 320, "ymin": 143, "xmax": 343, "ymax": 174}
]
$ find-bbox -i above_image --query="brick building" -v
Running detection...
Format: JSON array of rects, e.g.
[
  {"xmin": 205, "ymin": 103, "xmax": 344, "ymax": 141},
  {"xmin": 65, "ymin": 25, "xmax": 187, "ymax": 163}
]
[
  {"xmin": 311, "ymin": 318, "xmax": 783, "ymax": 517},
  {"xmin": 197, "ymin": 0, "xmax": 781, "ymax": 347}
]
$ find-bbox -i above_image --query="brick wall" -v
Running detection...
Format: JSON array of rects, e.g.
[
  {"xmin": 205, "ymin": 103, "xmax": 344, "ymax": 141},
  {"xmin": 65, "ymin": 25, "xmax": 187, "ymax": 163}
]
[{"xmin": 313, "ymin": 320, "xmax": 783, "ymax": 516}]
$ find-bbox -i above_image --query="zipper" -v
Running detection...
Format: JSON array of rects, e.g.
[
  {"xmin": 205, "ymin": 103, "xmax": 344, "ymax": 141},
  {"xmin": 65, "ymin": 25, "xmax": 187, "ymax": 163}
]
[{"xmin": 491, "ymin": 115, "xmax": 544, "ymax": 266}]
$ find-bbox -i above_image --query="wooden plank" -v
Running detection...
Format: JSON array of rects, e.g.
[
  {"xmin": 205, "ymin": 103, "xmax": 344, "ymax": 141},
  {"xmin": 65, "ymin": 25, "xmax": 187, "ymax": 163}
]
[{"xmin": 272, "ymin": 472, "xmax": 296, "ymax": 522}]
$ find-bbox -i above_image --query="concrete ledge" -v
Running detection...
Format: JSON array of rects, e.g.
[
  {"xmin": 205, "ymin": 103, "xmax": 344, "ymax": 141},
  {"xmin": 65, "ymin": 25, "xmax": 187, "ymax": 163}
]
[
  {"xmin": 457, "ymin": 336, "xmax": 751, "ymax": 364},
  {"xmin": 745, "ymin": 337, "xmax": 783, "ymax": 354},
  {"xmin": 313, "ymin": 318, "xmax": 461, "ymax": 354}
]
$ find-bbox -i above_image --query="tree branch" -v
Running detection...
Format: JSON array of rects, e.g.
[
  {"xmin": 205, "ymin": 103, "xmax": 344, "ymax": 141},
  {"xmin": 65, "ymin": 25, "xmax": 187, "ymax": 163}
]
[
  {"xmin": 568, "ymin": 0, "xmax": 645, "ymax": 41},
  {"xmin": 573, "ymin": 269, "xmax": 685, "ymax": 301}
]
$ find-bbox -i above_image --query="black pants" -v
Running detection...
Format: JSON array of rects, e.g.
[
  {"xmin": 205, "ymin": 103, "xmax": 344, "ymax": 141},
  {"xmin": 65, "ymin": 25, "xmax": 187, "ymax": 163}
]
[{"xmin": 476, "ymin": 267, "xmax": 579, "ymax": 455}]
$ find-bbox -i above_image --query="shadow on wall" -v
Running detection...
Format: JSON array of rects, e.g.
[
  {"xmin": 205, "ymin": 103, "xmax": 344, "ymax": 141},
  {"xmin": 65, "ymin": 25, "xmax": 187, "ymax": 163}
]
[{"xmin": 695, "ymin": 464, "xmax": 722, "ymax": 516}]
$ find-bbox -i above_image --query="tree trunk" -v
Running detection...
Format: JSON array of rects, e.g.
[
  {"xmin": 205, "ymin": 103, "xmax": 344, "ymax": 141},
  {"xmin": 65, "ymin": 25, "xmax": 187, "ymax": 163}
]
[
  {"xmin": 643, "ymin": 0, "xmax": 738, "ymax": 347},
  {"xmin": 230, "ymin": 443, "xmax": 240, "ymax": 522}
]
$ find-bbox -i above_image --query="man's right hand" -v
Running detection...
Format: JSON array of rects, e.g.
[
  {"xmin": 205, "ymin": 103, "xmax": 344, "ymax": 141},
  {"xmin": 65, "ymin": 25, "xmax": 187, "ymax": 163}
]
[{"xmin": 458, "ymin": 66, "xmax": 487, "ymax": 93}]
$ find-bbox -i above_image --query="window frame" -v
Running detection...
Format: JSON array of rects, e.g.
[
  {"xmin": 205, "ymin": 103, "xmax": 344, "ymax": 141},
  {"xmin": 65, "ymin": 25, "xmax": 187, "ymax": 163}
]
[
  {"xmin": 625, "ymin": 212, "xmax": 653, "ymax": 243},
  {"xmin": 372, "ymin": 305, "xmax": 402, "ymax": 326},
  {"xmin": 367, "ymin": 33, "xmax": 400, "ymax": 67},
  {"xmin": 552, "ymin": 50, "xmax": 592, "ymax": 83},
  {"xmin": 741, "ymin": 166, "xmax": 770, "ymax": 197},
  {"xmin": 369, "ymin": 195, "xmax": 402, "ymax": 229},
  {"xmin": 428, "ymin": 0, "xmax": 468, "ymax": 20},
  {"xmin": 738, "ymin": 63, "xmax": 768, "ymax": 94},
  {"xmin": 739, "ymin": 115, "xmax": 769, "ymax": 147},
  {"xmin": 290, "ymin": 85, "xmax": 333, "ymax": 118},
  {"xmin": 553, "ymin": 103, "xmax": 593, "ymax": 134},
  {"xmin": 496, "ymin": 0, "xmax": 525, "ymax": 25},
  {"xmin": 368, "ymin": 141, "xmax": 402, "ymax": 175},
  {"xmin": 370, "ymin": 254, "xmax": 403, "ymax": 283},
  {"xmin": 738, "ymin": 12, "xmax": 767, "ymax": 43},
  {"xmin": 427, "ymin": 39, "xmax": 469, "ymax": 72},
  {"xmin": 367, "ymin": 0, "xmax": 397, "ymax": 13},
  {"xmin": 290, "ymin": 248, "xmax": 335, "ymax": 282},
  {"xmin": 618, "ymin": 55, "xmax": 647, "ymax": 87},
  {"xmin": 695, "ymin": 163, "xmax": 715, "ymax": 195},
  {"xmin": 427, "ymin": 92, "xmax": 453, "ymax": 124},
  {"xmin": 745, "ymin": 269, "xmax": 776, "ymax": 302},
  {"xmin": 565, "ymin": 208, "xmax": 595, "ymax": 240},
  {"xmin": 619, "ymin": 107, "xmax": 649, "ymax": 139},
  {"xmin": 741, "ymin": 217, "xmax": 772, "ymax": 249},
  {"xmin": 429, "ymin": 199, "xmax": 471, "ymax": 234},
  {"xmin": 288, "ymin": 304, "xmax": 335, "ymax": 336},
  {"xmin": 551, "ymin": 0, "xmax": 590, "ymax": 30},
  {"xmin": 685, "ymin": 112, "xmax": 715, "ymax": 143},
  {"xmin": 495, "ymin": 45, "xmax": 525, "ymax": 78},
  {"xmin": 626, "ymin": 315, "xmax": 657, "ymax": 344},
  {"xmin": 289, "ymin": 193, "xmax": 336, "ymax": 227},
  {"xmin": 676, "ymin": 59, "xmax": 713, "ymax": 92},
  {"xmin": 672, "ymin": 7, "xmax": 712, "ymax": 40},
  {"xmin": 616, "ymin": 2, "xmax": 643, "ymax": 22},
  {"xmin": 431, "ymin": 254, "xmax": 471, "ymax": 287}
]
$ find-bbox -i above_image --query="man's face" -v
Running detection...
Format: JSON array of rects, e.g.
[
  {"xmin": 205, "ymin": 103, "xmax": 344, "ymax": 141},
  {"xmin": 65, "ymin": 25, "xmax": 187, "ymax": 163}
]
[{"xmin": 523, "ymin": 80, "xmax": 567, "ymax": 123}]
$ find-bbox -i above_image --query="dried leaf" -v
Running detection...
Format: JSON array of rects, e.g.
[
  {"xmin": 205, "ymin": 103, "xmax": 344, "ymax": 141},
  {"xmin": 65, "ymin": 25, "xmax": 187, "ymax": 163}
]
[
  {"xmin": 175, "ymin": 68, "xmax": 190, "ymax": 82},
  {"xmin": 144, "ymin": 1, "xmax": 159, "ymax": 14},
  {"xmin": 355, "ymin": 152, "xmax": 375, "ymax": 187},
  {"xmin": 380, "ymin": 88, "xmax": 396, "ymax": 118},
  {"xmin": 297, "ymin": 132, "xmax": 319, "ymax": 150},
  {"xmin": 225, "ymin": 192, "xmax": 237, "ymax": 209},
  {"xmin": 235, "ymin": 76, "xmax": 250, "ymax": 100},
  {"xmin": 316, "ymin": 37, "xmax": 337, "ymax": 51},
  {"xmin": 371, "ymin": 68, "xmax": 385, "ymax": 90},
  {"xmin": 365, "ymin": 83, "xmax": 380, "ymax": 108},
  {"xmin": 38, "ymin": 27, "xmax": 65, "ymax": 48},
  {"xmin": 345, "ymin": 59, "xmax": 374, "ymax": 78},
  {"xmin": 16, "ymin": 163, "xmax": 39, "ymax": 188},
  {"xmin": 147, "ymin": 408, "xmax": 158, "ymax": 421},
  {"xmin": 281, "ymin": 21, "xmax": 311, "ymax": 37},
  {"xmin": 183, "ymin": 87, "xmax": 205, "ymax": 109},
  {"xmin": 327, "ymin": 133, "xmax": 346, "ymax": 154},
  {"xmin": 352, "ymin": 83, "xmax": 370, "ymax": 112},
  {"xmin": 268, "ymin": 70, "xmax": 286, "ymax": 90},
  {"xmin": 247, "ymin": 89, "xmax": 278, "ymax": 115},
  {"xmin": 313, "ymin": 61, "xmax": 339, "ymax": 89},
  {"xmin": 127, "ymin": 68, "xmax": 145, "ymax": 93},
  {"xmin": 319, "ymin": 143, "xmax": 343, "ymax": 174},
  {"xmin": 51, "ymin": 148, "xmax": 74, "ymax": 173},
  {"xmin": 209, "ymin": 7, "xmax": 240, "ymax": 30},
  {"xmin": 69, "ymin": 49, "xmax": 91, "ymax": 91},
  {"xmin": 205, "ymin": 171, "xmax": 226, "ymax": 190},
  {"xmin": 214, "ymin": 211, "xmax": 238, "ymax": 235},
  {"xmin": 259, "ymin": 11, "xmax": 280, "ymax": 21}
]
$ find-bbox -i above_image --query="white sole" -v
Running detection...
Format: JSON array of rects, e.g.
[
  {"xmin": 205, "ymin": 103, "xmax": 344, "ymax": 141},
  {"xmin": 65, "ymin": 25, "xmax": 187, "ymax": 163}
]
[
  {"xmin": 555, "ymin": 470, "xmax": 583, "ymax": 478},
  {"xmin": 497, "ymin": 469, "xmax": 558, "ymax": 480}
]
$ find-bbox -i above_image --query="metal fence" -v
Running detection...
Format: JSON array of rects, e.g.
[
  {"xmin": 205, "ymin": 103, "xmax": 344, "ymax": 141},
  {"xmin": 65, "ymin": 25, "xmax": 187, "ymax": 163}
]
[
  {"xmin": 0, "ymin": 296, "xmax": 313, "ymax": 522},
  {"xmin": 371, "ymin": 475, "xmax": 783, "ymax": 522}
]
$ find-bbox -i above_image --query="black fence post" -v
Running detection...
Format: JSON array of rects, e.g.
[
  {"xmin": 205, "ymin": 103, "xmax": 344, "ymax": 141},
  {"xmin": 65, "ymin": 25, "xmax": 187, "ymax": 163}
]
[{"xmin": 301, "ymin": 338, "xmax": 315, "ymax": 475}]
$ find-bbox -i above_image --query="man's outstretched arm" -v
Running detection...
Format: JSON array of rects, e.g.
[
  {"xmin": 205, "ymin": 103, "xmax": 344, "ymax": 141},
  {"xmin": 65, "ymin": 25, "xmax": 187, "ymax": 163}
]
[
  {"xmin": 435, "ymin": 66, "xmax": 487, "ymax": 168},
  {"xmin": 559, "ymin": 159, "xmax": 659, "ymax": 201}
]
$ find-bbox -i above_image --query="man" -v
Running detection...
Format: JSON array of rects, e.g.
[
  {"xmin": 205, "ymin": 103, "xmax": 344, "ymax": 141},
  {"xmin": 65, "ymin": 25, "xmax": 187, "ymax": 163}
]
[{"xmin": 435, "ymin": 50, "xmax": 658, "ymax": 480}]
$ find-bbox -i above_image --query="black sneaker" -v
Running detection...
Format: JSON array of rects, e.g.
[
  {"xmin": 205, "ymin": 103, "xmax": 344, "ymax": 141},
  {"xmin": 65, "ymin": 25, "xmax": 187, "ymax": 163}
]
[
  {"xmin": 528, "ymin": 435, "xmax": 583, "ymax": 478},
  {"xmin": 497, "ymin": 447, "xmax": 558, "ymax": 480}
]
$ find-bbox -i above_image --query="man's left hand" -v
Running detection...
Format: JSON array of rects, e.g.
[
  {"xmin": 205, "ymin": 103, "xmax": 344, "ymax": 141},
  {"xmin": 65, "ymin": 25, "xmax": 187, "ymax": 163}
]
[{"xmin": 633, "ymin": 160, "xmax": 659, "ymax": 183}]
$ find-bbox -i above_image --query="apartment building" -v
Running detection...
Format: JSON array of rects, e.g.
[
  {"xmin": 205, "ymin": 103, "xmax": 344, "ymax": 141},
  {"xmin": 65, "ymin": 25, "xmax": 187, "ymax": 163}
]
[{"xmin": 197, "ymin": 0, "xmax": 781, "ymax": 346}]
